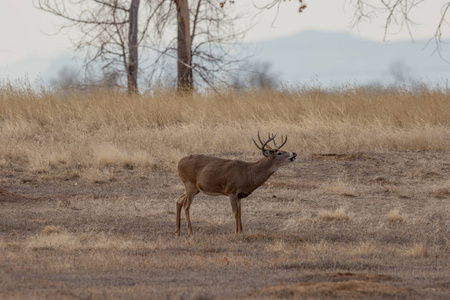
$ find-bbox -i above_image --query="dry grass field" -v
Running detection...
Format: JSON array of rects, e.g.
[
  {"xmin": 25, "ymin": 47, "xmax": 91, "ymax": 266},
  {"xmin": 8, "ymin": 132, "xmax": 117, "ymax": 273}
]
[{"xmin": 0, "ymin": 85, "xmax": 449, "ymax": 299}]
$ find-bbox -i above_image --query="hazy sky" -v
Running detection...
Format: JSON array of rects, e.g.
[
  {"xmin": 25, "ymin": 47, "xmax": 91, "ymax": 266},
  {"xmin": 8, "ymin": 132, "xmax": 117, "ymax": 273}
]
[{"xmin": 1, "ymin": 0, "xmax": 449, "ymax": 81}]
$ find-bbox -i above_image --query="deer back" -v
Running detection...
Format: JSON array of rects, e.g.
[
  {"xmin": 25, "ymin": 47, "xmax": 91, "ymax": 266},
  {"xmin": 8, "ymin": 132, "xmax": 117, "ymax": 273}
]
[{"xmin": 178, "ymin": 154, "xmax": 280, "ymax": 197}]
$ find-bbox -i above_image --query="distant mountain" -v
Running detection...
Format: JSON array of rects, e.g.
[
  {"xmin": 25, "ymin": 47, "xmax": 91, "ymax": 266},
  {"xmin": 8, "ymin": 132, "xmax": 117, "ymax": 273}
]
[
  {"xmin": 1, "ymin": 30, "xmax": 448, "ymax": 88},
  {"xmin": 246, "ymin": 30, "xmax": 449, "ymax": 87}
]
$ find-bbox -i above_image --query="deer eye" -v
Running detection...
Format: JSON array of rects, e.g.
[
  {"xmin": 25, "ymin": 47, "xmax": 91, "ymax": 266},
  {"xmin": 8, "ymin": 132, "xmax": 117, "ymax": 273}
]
[{"xmin": 277, "ymin": 152, "xmax": 283, "ymax": 156}]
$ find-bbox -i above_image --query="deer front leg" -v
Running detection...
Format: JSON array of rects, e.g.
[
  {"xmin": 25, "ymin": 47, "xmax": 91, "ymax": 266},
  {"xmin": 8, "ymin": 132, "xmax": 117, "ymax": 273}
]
[
  {"xmin": 183, "ymin": 184, "xmax": 199, "ymax": 235},
  {"xmin": 237, "ymin": 198, "xmax": 243, "ymax": 233},
  {"xmin": 175, "ymin": 193, "xmax": 186, "ymax": 236},
  {"xmin": 184, "ymin": 198, "xmax": 193, "ymax": 235},
  {"xmin": 229, "ymin": 195, "xmax": 243, "ymax": 234}
]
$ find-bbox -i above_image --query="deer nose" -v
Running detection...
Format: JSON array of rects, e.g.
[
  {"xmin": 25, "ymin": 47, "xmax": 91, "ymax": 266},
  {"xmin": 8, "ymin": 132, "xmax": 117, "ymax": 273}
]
[{"xmin": 290, "ymin": 152, "xmax": 297, "ymax": 161}]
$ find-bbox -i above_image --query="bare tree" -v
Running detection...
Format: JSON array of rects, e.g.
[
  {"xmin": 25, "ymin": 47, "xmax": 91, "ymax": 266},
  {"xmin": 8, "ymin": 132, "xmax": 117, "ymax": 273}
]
[
  {"xmin": 51, "ymin": 66, "xmax": 82, "ymax": 91},
  {"xmin": 148, "ymin": 0, "xmax": 249, "ymax": 93},
  {"xmin": 231, "ymin": 61, "xmax": 279, "ymax": 90},
  {"xmin": 36, "ymin": 0, "xmax": 249, "ymax": 93},
  {"xmin": 388, "ymin": 59, "xmax": 412, "ymax": 83},
  {"xmin": 51, "ymin": 65, "xmax": 122, "ymax": 92},
  {"xmin": 175, "ymin": 0, "xmax": 193, "ymax": 92},
  {"xmin": 39, "ymin": 1, "xmax": 315, "ymax": 94},
  {"xmin": 36, "ymin": 0, "xmax": 163, "ymax": 94},
  {"xmin": 128, "ymin": 0, "xmax": 140, "ymax": 93}
]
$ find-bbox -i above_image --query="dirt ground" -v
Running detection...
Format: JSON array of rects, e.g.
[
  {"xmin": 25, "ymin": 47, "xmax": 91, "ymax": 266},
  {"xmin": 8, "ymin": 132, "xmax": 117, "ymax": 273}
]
[{"xmin": 1, "ymin": 151, "xmax": 449, "ymax": 299}]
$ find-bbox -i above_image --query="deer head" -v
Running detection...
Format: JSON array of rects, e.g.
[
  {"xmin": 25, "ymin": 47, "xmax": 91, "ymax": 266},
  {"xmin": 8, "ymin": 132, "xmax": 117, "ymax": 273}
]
[{"xmin": 252, "ymin": 131, "xmax": 297, "ymax": 163}]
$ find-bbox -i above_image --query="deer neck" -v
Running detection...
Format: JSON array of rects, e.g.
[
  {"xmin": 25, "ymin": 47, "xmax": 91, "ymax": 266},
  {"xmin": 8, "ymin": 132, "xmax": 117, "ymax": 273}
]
[{"xmin": 248, "ymin": 157, "xmax": 279, "ymax": 189}]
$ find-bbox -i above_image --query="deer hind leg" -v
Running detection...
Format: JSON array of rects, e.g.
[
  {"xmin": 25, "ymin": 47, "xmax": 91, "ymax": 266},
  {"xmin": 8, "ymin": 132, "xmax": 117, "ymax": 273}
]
[
  {"xmin": 183, "ymin": 183, "xmax": 199, "ymax": 235},
  {"xmin": 175, "ymin": 192, "xmax": 186, "ymax": 236}
]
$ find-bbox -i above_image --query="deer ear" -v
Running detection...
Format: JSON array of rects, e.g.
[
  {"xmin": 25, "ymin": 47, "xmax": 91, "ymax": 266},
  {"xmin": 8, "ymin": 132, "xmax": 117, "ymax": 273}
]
[{"xmin": 263, "ymin": 150, "xmax": 271, "ymax": 157}]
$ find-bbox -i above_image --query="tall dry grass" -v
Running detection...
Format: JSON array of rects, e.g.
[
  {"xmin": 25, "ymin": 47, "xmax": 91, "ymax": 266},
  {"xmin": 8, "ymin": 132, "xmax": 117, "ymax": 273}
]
[{"xmin": 1, "ymin": 83, "xmax": 449, "ymax": 172}]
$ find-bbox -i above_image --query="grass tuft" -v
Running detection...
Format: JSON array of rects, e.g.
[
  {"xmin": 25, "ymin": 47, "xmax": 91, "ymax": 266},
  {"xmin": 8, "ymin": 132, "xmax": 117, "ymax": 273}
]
[
  {"xmin": 400, "ymin": 243, "xmax": 428, "ymax": 258},
  {"xmin": 266, "ymin": 240, "xmax": 292, "ymax": 254},
  {"xmin": 40, "ymin": 225, "xmax": 64, "ymax": 235},
  {"xmin": 386, "ymin": 208, "xmax": 405, "ymax": 223},
  {"xmin": 324, "ymin": 179, "xmax": 356, "ymax": 197},
  {"xmin": 350, "ymin": 241, "xmax": 378, "ymax": 257},
  {"xmin": 318, "ymin": 208, "xmax": 351, "ymax": 221}
]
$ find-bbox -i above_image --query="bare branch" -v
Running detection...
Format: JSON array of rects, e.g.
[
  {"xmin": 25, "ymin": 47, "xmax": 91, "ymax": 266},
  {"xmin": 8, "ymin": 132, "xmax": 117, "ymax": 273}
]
[{"xmin": 348, "ymin": 0, "xmax": 449, "ymax": 60}]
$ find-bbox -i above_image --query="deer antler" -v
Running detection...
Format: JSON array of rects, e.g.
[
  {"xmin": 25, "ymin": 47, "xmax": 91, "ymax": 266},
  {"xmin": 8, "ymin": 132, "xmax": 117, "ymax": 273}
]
[
  {"xmin": 267, "ymin": 133, "xmax": 287, "ymax": 149},
  {"xmin": 272, "ymin": 135, "xmax": 287, "ymax": 149},
  {"xmin": 255, "ymin": 131, "xmax": 273, "ymax": 149},
  {"xmin": 252, "ymin": 131, "xmax": 284, "ymax": 155}
]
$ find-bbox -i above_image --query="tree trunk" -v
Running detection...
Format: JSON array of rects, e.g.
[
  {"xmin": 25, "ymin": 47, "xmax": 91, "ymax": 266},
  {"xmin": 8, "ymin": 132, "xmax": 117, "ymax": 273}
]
[
  {"xmin": 128, "ymin": 0, "xmax": 140, "ymax": 94},
  {"xmin": 175, "ymin": 0, "xmax": 193, "ymax": 93}
]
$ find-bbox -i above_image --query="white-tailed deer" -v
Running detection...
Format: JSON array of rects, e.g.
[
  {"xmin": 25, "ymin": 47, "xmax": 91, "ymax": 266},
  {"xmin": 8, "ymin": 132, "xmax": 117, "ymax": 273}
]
[{"xmin": 175, "ymin": 131, "xmax": 297, "ymax": 235}]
